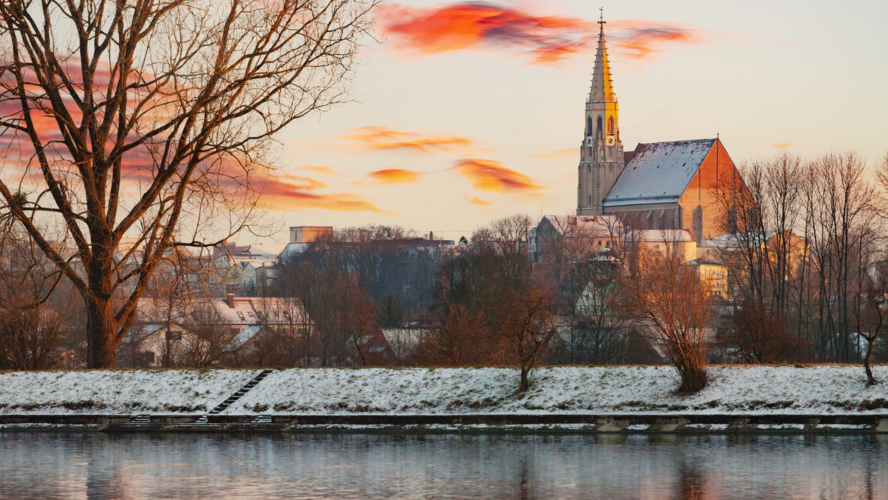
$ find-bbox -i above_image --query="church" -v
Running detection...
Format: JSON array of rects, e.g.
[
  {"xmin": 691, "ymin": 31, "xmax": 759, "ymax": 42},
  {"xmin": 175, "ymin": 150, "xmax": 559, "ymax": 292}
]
[{"xmin": 576, "ymin": 14, "xmax": 745, "ymax": 242}]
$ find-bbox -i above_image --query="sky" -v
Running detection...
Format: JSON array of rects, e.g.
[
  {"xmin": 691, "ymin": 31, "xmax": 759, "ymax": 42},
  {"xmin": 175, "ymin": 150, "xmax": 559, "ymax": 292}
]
[{"xmin": 256, "ymin": 0, "xmax": 888, "ymax": 244}]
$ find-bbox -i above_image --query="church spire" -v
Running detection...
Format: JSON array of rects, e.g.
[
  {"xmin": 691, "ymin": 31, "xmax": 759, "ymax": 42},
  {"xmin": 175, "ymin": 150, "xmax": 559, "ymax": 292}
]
[
  {"xmin": 577, "ymin": 7, "xmax": 623, "ymax": 217},
  {"xmin": 589, "ymin": 8, "xmax": 616, "ymax": 104}
]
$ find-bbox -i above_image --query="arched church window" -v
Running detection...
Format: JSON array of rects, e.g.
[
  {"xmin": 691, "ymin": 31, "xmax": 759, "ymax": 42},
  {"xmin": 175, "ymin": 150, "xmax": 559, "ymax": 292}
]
[
  {"xmin": 607, "ymin": 116, "xmax": 614, "ymax": 135},
  {"xmin": 597, "ymin": 116, "xmax": 603, "ymax": 136},
  {"xmin": 586, "ymin": 116, "xmax": 592, "ymax": 136}
]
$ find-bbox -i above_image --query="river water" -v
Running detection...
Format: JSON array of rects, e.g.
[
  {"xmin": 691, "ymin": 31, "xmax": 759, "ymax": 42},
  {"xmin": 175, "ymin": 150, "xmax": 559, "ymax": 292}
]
[{"xmin": 0, "ymin": 432, "xmax": 885, "ymax": 499}]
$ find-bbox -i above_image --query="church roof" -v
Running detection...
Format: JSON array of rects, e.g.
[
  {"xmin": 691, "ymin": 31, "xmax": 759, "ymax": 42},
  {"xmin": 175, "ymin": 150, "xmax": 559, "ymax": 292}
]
[
  {"xmin": 602, "ymin": 139, "xmax": 717, "ymax": 208},
  {"xmin": 589, "ymin": 16, "xmax": 616, "ymax": 103}
]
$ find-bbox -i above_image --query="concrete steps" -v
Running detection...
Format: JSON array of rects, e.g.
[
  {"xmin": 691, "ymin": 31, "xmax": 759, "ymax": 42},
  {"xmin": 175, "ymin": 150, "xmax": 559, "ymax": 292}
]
[
  {"xmin": 252, "ymin": 414, "xmax": 273, "ymax": 425},
  {"xmin": 196, "ymin": 369, "xmax": 274, "ymax": 424}
]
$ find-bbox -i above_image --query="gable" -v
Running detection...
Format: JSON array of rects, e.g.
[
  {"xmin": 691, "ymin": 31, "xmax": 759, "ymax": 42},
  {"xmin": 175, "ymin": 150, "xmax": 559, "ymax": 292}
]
[{"xmin": 602, "ymin": 139, "xmax": 716, "ymax": 207}]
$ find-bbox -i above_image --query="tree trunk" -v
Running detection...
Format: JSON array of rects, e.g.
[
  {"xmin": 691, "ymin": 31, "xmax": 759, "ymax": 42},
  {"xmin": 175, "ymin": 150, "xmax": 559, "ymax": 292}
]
[
  {"xmin": 676, "ymin": 361, "xmax": 707, "ymax": 394},
  {"xmin": 865, "ymin": 339, "xmax": 877, "ymax": 386},
  {"xmin": 519, "ymin": 366, "xmax": 530, "ymax": 392},
  {"xmin": 85, "ymin": 296, "xmax": 119, "ymax": 368}
]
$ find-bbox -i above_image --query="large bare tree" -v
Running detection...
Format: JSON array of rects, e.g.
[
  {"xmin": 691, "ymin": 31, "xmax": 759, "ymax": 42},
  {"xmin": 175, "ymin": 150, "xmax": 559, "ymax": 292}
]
[{"xmin": 0, "ymin": 0, "xmax": 377, "ymax": 367}]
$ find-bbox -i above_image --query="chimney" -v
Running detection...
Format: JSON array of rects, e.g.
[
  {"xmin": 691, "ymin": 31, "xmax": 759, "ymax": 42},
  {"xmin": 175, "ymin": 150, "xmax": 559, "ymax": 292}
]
[{"xmin": 227, "ymin": 293, "xmax": 235, "ymax": 308}]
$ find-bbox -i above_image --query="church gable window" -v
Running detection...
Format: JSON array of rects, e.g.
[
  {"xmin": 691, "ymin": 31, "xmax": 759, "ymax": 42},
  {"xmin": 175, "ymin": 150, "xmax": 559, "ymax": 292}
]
[{"xmin": 607, "ymin": 116, "xmax": 614, "ymax": 135}]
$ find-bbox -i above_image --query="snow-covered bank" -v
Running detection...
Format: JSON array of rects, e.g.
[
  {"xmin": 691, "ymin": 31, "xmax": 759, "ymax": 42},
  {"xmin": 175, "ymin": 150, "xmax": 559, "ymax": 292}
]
[
  {"xmin": 1, "ymin": 366, "xmax": 887, "ymax": 417},
  {"xmin": 225, "ymin": 365, "xmax": 888, "ymax": 416},
  {"xmin": 0, "ymin": 369, "xmax": 260, "ymax": 414}
]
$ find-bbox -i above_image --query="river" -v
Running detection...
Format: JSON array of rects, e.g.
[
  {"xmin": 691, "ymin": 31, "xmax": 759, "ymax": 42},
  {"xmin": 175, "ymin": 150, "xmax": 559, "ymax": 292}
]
[{"xmin": 0, "ymin": 432, "xmax": 885, "ymax": 499}]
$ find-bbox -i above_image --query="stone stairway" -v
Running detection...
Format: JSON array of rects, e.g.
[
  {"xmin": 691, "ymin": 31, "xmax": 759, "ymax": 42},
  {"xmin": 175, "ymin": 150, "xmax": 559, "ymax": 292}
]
[
  {"xmin": 195, "ymin": 369, "xmax": 274, "ymax": 424},
  {"xmin": 252, "ymin": 414, "xmax": 273, "ymax": 425}
]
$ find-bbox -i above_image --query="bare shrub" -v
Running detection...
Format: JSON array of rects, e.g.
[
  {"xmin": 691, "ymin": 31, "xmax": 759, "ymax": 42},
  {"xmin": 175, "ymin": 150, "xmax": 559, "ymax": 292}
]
[
  {"xmin": 498, "ymin": 279, "xmax": 558, "ymax": 392},
  {"xmin": 630, "ymin": 245, "xmax": 713, "ymax": 394},
  {"xmin": 716, "ymin": 299, "xmax": 807, "ymax": 364}
]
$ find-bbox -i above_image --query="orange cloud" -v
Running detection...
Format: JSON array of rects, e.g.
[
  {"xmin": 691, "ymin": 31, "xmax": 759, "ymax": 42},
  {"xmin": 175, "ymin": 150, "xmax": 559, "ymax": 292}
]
[
  {"xmin": 298, "ymin": 166, "xmax": 340, "ymax": 176},
  {"xmin": 258, "ymin": 175, "xmax": 387, "ymax": 213},
  {"xmin": 608, "ymin": 19, "xmax": 706, "ymax": 61},
  {"xmin": 368, "ymin": 168, "xmax": 420, "ymax": 184},
  {"xmin": 380, "ymin": 3, "xmax": 592, "ymax": 65},
  {"xmin": 532, "ymin": 147, "xmax": 579, "ymax": 161},
  {"xmin": 771, "ymin": 143, "xmax": 796, "ymax": 149},
  {"xmin": 465, "ymin": 194, "xmax": 492, "ymax": 206},
  {"xmin": 337, "ymin": 126, "xmax": 477, "ymax": 154},
  {"xmin": 379, "ymin": 3, "xmax": 706, "ymax": 65},
  {"xmin": 452, "ymin": 159, "xmax": 543, "ymax": 193}
]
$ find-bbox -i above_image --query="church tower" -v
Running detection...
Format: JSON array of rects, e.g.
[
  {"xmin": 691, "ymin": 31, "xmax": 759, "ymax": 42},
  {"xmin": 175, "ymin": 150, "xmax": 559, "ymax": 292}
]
[{"xmin": 577, "ymin": 9, "xmax": 624, "ymax": 216}]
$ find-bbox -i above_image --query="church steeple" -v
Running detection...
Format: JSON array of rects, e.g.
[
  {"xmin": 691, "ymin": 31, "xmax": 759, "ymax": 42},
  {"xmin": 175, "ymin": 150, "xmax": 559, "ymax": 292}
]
[
  {"xmin": 589, "ymin": 9, "xmax": 616, "ymax": 104},
  {"xmin": 577, "ymin": 7, "xmax": 624, "ymax": 216}
]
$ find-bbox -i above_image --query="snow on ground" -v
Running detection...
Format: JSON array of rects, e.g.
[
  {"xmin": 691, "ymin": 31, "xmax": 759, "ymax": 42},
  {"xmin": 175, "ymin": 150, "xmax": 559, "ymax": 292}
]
[
  {"xmin": 1, "ymin": 366, "xmax": 887, "ymax": 416},
  {"xmin": 0, "ymin": 369, "xmax": 260, "ymax": 414},
  {"xmin": 225, "ymin": 365, "xmax": 888, "ymax": 416}
]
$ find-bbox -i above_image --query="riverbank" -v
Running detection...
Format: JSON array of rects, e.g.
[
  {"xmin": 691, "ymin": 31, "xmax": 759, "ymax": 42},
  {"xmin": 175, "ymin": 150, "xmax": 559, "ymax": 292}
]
[{"xmin": 2, "ymin": 366, "xmax": 887, "ymax": 433}]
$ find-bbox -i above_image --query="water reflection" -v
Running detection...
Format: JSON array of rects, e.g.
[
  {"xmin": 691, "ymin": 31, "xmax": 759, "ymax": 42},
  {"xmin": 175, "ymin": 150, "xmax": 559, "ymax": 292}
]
[{"xmin": 0, "ymin": 432, "xmax": 885, "ymax": 499}]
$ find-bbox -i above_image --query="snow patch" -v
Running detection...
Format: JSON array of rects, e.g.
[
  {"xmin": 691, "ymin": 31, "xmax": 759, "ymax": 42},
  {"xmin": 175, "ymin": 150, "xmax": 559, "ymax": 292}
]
[
  {"xmin": 0, "ymin": 369, "xmax": 260, "ymax": 414},
  {"xmin": 226, "ymin": 365, "xmax": 888, "ymax": 416}
]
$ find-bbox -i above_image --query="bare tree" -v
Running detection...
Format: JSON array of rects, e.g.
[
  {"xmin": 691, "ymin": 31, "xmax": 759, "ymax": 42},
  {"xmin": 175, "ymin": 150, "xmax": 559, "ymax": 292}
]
[
  {"xmin": 0, "ymin": 0, "xmax": 379, "ymax": 367},
  {"xmin": 0, "ymin": 220, "xmax": 69, "ymax": 369},
  {"xmin": 630, "ymin": 243, "xmax": 713, "ymax": 394},
  {"xmin": 853, "ymin": 279, "xmax": 884, "ymax": 386},
  {"xmin": 805, "ymin": 153, "xmax": 877, "ymax": 362},
  {"xmin": 416, "ymin": 304, "xmax": 493, "ymax": 366},
  {"xmin": 498, "ymin": 278, "xmax": 557, "ymax": 392},
  {"xmin": 180, "ymin": 300, "xmax": 232, "ymax": 368},
  {"xmin": 715, "ymin": 297, "xmax": 806, "ymax": 364}
]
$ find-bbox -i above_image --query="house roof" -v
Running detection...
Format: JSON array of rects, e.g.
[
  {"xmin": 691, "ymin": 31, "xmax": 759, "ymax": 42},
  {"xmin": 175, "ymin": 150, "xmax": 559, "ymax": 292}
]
[
  {"xmin": 603, "ymin": 139, "xmax": 716, "ymax": 207},
  {"xmin": 133, "ymin": 296, "xmax": 310, "ymax": 327},
  {"xmin": 247, "ymin": 244, "xmax": 287, "ymax": 257},
  {"xmin": 230, "ymin": 325, "xmax": 263, "ymax": 348},
  {"xmin": 636, "ymin": 229, "xmax": 695, "ymax": 242},
  {"xmin": 208, "ymin": 297, "xmax": 309, "ymax": 326},
  {"xmin": 540, "ymin": 215, "xmax": 621, "ymax": 237}
]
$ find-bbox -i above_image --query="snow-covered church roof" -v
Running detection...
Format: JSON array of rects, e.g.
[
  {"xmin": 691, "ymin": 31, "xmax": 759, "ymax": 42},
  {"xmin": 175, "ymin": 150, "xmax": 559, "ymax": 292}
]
[{"xmin": 602, "ymin": 139, "xmax": 716, "ymax": 208}]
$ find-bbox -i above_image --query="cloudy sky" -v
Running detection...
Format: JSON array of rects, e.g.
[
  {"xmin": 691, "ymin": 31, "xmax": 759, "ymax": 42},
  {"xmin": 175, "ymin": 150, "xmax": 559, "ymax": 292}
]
[{"xmin": 258, "ymin": 0, "xmax": 888, "ymax": 243}]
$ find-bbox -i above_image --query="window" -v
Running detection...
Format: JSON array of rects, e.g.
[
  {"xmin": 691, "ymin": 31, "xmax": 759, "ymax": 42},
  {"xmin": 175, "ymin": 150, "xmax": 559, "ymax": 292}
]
[
  {"xmin": 166, "ymin": 331, "xmax": 182, "ymax": 342},
  {"xmin": 597, "ymin": 116, "xmax": 603, "ymax": 135},
  {"xmin": 586, "ymin": 116, "xmax": 592, "ymax": 136},
  {"xmin": 248, "ymin": 311, "xmax": 254, "ymax": 317},
  {"xmin": 237, "ymin": 312, "xmax": 245, "ymax": 320},
  {"xmin": 607, "ymin": 116, "xmax": 614, "ymax": 135},
  {"xmin": 598, "ymin": 240, "xmax": 602, "ymax": 246}
]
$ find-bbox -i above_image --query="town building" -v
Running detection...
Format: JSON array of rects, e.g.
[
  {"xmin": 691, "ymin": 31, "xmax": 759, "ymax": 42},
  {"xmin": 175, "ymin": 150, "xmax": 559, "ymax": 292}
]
[{"xmin": 575, "ymin": 13, "xmax": 748, "ymax": 242}]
